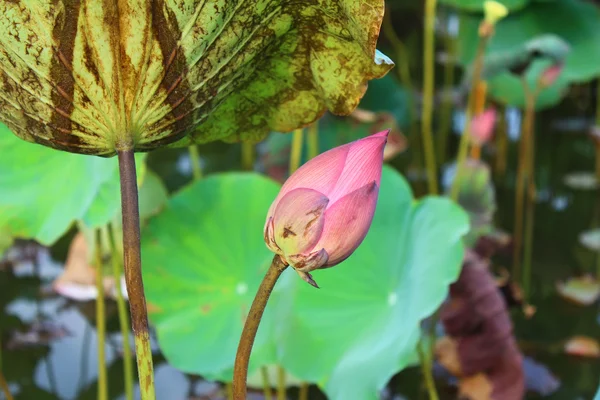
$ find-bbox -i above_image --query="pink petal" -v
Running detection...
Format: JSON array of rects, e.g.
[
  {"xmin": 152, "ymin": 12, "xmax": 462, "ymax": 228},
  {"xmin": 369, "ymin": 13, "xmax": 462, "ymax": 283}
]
[
  {"xmin": 54, "ymin": 283, "xmax": 98, "ymax": 301},
  {"xmin": 272, "ymin": 188, "xmax": 329, "ymax": 256},
  {"xmin": 470, "ymin": 108, "xmax": 497, "ymax": 145},
  {"xmin": 266, "ymin": 145, "xmax": 349, "ymax": 219},
  {"xmin": 540, "ymin": 63, "xmax": 563, "ymax": 87},
  {"xmin": 263, "ymin": 217, "xmax": 282, "ymax": 255},
  {"xmin": 327, "ymin": 131, "xmax": 388, "ymax": 203},
  {"xmin": 313, "ymin": 181, "xmax": 380, "ymax": 266},
  {"xmin": 287, "ymin": 248, "xmax": 329, "ymax": 272}
]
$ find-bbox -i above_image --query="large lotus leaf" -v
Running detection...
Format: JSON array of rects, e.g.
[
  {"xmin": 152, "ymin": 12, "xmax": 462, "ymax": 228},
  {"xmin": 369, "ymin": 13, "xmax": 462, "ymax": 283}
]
[
  {"xmin": 0, "ymin": 123, "xmax": 145, "ymax": 251},
  {"xmin": 0, "ymin": 1, "xmax": 392, "ymax": 156},
  {"xmin": 458, "ymin": 0, "xmax": 600, "ymax": 109},
  {"xmin": 141, "ymin": 173, "xmax": 291, "ymax": 381},
  {"xmin": 279, "ymin": 166, "xmax": 469, "ymax": 400}
]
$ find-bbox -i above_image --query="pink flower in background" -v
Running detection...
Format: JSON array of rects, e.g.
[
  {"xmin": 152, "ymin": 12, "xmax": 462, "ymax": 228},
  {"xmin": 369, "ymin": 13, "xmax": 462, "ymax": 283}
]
[
  {"xmin": 539, "ymin": 63, "xmax": 563, "ymax": 88},
  {"xmin": 470, "ymin": 108, "xmax": 497, "ymax": 145},
  {"xmin": 264, "ymin": 130, "xmax": 389, "ymax": 287}
]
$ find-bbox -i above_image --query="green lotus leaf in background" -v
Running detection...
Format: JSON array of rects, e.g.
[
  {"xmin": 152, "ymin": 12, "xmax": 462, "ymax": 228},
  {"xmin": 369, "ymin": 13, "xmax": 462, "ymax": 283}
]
[
  {"xmin": 0, "ymin": 1, "xmax": 392, "ymax": 156},
  {"xmin": 279, "ymin": 166, "xmax": 469, "ymax": 400},
  {"xmin": 0, "ymin": 124, "xmax": 145, "ymax": 255},
  {"xmin": 141, "ymin": 173, "xmax": 289, "ymax": 381},
  {"xmin": 457, "ymin": 0, "xmax": 600, "ymax": 109}
]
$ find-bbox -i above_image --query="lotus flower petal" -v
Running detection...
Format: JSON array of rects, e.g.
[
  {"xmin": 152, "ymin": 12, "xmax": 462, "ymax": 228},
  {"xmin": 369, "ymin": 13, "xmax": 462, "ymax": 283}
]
[
  {"xmin": 288, "ymin": 248, "xmax": 329, "ymax": 272},
  {"xmin": 272, "ymin": 188, "xmax": 329, "ymax": 256},
  {"xmin": 266, "ymin": 145, "xmax": 349, "ymax": 218},
  {"xmin": 471, "ymin": 108, "xmax": 497, "ymax": 145},
  {"xmin": 314, "ymin": 181, "xmax": 379, "ymax": 265},
  {"xmin": 327, "ymin": 131, "xmax": 388, "ymax": 203}
]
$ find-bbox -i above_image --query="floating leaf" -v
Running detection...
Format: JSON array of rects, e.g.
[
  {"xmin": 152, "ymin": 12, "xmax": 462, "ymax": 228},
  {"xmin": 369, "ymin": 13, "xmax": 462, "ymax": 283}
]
[
  {"xmin": 279, "ymin": 166, "xmax": 469, "ymax": 399},
  {"xmin": 556, "ymin": 276, "xmax": 600, "ymax": 306},
  {"xmin": 141, "ymin": 173, "xmax": 287, "ymax": 381},
  {"xmin": 0, "ymin": 1, "xmax": 392, "ymax": 155},
  {"xmin": 564, "ymin": 336, "xmax": 600, "ymax": 358},
  {"xmin": 458, "ymin": 0, "xmax": 600, "ymax": 109},
  {"xmin": 579, "ymin": 229, "xmax": 600, "ymax": 252},
  {"xmin": 0, "ymin": 124, "xmax": 145, "ymax": 250}
]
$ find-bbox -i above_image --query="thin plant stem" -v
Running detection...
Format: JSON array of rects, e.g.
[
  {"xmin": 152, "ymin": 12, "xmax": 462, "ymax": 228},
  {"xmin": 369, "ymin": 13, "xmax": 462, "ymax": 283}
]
[
  {"xmin": 299, "ymin": 382, "xmax": 309, "ymax": 400},
  {"xmin": 522, "ymin": 82, "xmax": 537, "ymax": 298},
  {"xmin": 117, "ymin": 150, "xmax": 156, "ymax": 400},
  {"xmin": 289, "ymin": 129, "xmax": 304, "ymax": 175},
  {"xmin": 422, "ymin": 0, "xmax": 439, "ymax": 194},
  {"xmin": 469, "ymin": 81, "xmax": 488, "ymax": 161},
  {"xmin": 95, "ymin": 230, "xmax": 108, "ymax": 400},
  {"xmin": 232, "ymin": 255, "xmax": 288, "ymax": 399},
  {"xmin": 277, "ymin": 366, "xmax": 286, "ymax": 400},
  {"xmin": 437, "ymin": 28, "xmax": 457, "ymax": 164},
  {"xmin": 417, "ymin": 337, "xmax": 439, "ymax": 400},
  {"xmin": 0, "ymin": 335, "xmax": 13, "ymax": 400},
  {"xmin": 450, "ymin": 36, "xmax": 489, "ymax": 201},
  {"xmin": 188, "ymin": 145, "xmax": 202, "ymax": 180},
  {"xmin": 108, "ymin": 224, "xmax": 134, "ymax": 400},
  {"xmin": 495, "ymin": 105, "xmax": 508, "ymax": 179},
  {"xmin": 226, "ymin": 383, "xmax": 234, "ymax": 400},
  {"xmin": 307, "ymin": 122, "xmax": 319, "ymax": 160},
  {"xmin": 260, "ymin": 366, "xmax": 273, "ymax": 400},
  {"xmin": 241, "ymin": 142, "xmax": 255, "ymax": 171}
]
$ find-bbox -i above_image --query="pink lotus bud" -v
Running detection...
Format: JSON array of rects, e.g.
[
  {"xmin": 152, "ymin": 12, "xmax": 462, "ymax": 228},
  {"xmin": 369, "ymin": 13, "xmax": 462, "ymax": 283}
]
[
  {"xmin": 264, "ymin": 130, "xmax": 389, "ymax": 287},
  {"xmin": 470, "ymin": 108, "xmax": 497, "ymax": 145},
  {"xmin": 539, "ymin": 63, "xmax": 563, "ymax": 88}
]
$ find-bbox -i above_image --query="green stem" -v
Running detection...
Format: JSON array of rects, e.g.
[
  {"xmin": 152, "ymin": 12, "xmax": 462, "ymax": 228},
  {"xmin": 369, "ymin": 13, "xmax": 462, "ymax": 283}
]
[
  {"xmin": 299, "ymin": 382, "xmax": 309, "ymax": 400},
  {"xmin": 277, "ymin": 366, "xmax": 286, "ymax": 400},
  {"xmin": 417, "ymin": 337, "xmax": 439, "ymax": 400},
  {"xmin": 521, "ymin": 82, "xmax": 538, "ymax": 299},
  {"xmin": 117, "ymin": 150, "xmax": 156, "ymax": 400},
  {"xmin": 95, "ymin": 229, "xmax": 108, "ymax": 400},
  {"xmin": 450, "ymin": 36, "xmax": 489, "ymax": 201},
  {"xmin": 232, "ymin": 256, "xmax": 288, "ymax": 399},
  {"xmin": 422, "ymin": 0, "xmax": 439, "ymax": 195},
  {"xmin": 188, "ymin": 145, "xmax": 202, "ymax": 180},
  {"xmin": 226, "ymin": 383, "xmax": 234, "ymax": 400},
  {"xmin": 307, "ymin": 123, "xmax": 319, "ymax": 160},
  {"xmin": 494, "ymin": 105, "xmax": 508, "ymax": 180},
  {"xmin": 241, "ymin": 142, "xmax": 255, "ymax": 171},
  {"xmin": 289, "ymin": 129, "xmax": 304, "ymax": 175},
  {"xmin": 0, "ymin": 335, "xmax": 13, "ymax": 400},
  {"xmin": 108, "ymin": 224, "xmax": 134, "ymax": 400},
  {"xmin": 260, "ymin": 366, "xmax": 273, "ymax": 400},
  {"xmin": 437, "ymin": 21, "xmax": 457, "ymax": 164}
]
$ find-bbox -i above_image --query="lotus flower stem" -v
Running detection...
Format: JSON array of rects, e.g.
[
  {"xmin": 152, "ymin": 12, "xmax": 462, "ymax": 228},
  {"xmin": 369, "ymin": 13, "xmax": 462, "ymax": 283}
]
[
  {"xmin": 277, "ymin": 366, "xmax": 286, "ymax": 400},
  {"xmin": 117, "ymin": 150, "xmax": 156, "ymax": 400},
  {"xmin": 188, "ymin": 145, "xmax": 203, "ymax": 180},
  {"xmin": 94, "ymin": 229, "xmax": 108, "ymax": 400},
  {"xmin": 450, "ymin": 36, "xmax": 489, "ymax": 201},
  {"xmin": 0, "ymin": 335, "xmax": 13, "ymax": 400},
  {"xmin": 307, "ymin": 122, "xmax": 319, "ymax": 160},
  {"xmin": 290, "ymin": 129, "xmax": 305, "ymax": 174},
  {"xmin": 520, "ymin": 81, "xmax": 539, "ymax": 298},
  {"xmin": 299, "ymin": 382, "xmax": 309, "ymax": 400},
  {"xmin": 260, "ymin": 366, "xmax": 273, "ymax": 399},
  {"xmin": 437, "ymin": 26, "xmax": 457, "ymax": 165},
  {"xmin": 225, "ymin": 383, "xmax": 234, "ymax": 400},
  {"xmin": 469, "ymin": 81, "xmax": 489, "ymax": 161},
  {"xmin": 108, "ymin": 223, "xmax": 134, "ymax": 400},
  {"xmin": 242, "ymin": 142, "xmax": 255, "ymax": 171},
  {"xmin": 233, "ymin": 255, "xmax": 288, "ymax": 399},
  {"xmin": 422, "ymin": 0, "xmax": 439, "ymax": 195},
  {"xmin": 417, "ymin": 338, "xmax": 439, "ymax": 400}
]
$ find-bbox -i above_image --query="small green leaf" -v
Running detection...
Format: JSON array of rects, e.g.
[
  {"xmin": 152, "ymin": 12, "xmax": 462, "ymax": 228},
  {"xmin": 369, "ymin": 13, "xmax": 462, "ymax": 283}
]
[
  {"xmin": 0, "ymin": 123, "xmax": 144, "ymax": 248},
  {"xmin": 141, "ymin": 173, "xmax": 287, "ymax": 381},
  {"xmin": 279, "ymin": 166, "xmax": 469, "ymax": 399}
]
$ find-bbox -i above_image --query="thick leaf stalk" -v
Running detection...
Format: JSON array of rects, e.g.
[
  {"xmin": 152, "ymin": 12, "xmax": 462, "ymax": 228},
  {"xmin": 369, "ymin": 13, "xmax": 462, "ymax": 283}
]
[
  {"xmin": 117, "ymin": 150, "xmax": 156, "ymax": 400},
  {"xmin": 422, "ymin": 0, "xmax": 439, "ymax": 195},
  {"xmin": 233, "ymin": 255, "xmax": 288, "ymax": 399}
]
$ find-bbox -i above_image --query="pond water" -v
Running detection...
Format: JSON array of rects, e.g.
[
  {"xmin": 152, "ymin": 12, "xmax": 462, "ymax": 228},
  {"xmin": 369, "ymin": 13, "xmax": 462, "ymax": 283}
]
[{"xmin": 1, "ymin": 102, "xmax": 599, "ymax": 399}]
